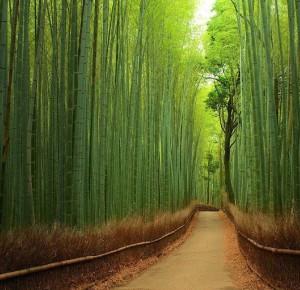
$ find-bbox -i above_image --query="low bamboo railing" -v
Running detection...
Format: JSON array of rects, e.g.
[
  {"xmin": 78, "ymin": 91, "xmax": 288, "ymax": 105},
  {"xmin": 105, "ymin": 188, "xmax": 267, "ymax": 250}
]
[
  {"xmin": 224, "ymin": 208, "xmax": 300, "ymax": 290},
  {"xmin": 0, "ymin": 204, "xmax": 218, "ymax": 281}
]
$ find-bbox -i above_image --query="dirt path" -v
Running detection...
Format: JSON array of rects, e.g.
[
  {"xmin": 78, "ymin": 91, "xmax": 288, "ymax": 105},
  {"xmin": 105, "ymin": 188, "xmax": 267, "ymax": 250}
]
[{"xmin": 113, "ymin": 212, "xmax": 238, "ymax": 290}]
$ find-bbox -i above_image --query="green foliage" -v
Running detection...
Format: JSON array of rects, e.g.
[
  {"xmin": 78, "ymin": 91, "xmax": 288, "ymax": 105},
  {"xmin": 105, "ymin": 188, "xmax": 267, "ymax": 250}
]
[
  {"xmin": 205, "ymin": 153, "xmax": 219, "ymax": 176},
  {"xmin": 203, "ymin": 0, "xmax": 239, "ymax": 69},
  {"xmin": 205, "ymin": 80, "xmax": 229, "ymax": 112},
  {"xmin": 195, "ymin": 86, "xmax": 222, "ymax": 206},
  {"xmin": 202, "ymin": 0, "xmax": 240, "ymax": 204},
  {"xmin": 223, "ymin": 0, "xmax": 300, "ymax": 217}
]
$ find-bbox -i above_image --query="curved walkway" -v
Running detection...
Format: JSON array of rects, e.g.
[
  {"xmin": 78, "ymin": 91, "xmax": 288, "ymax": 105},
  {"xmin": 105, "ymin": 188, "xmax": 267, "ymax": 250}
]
[{"xmin": 114, "ymin": 212, "xmax": 238, "ymax": 290}]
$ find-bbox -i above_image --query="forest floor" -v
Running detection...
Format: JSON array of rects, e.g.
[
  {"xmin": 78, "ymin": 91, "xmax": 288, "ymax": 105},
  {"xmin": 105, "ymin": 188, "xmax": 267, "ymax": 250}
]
[
  {"xmin": 220, "ymin": 212, "xmax": 272, "ymax": 290},
  {"xmin": 83, "ymin": 212, "xmax": 270, "ymax": 290}
]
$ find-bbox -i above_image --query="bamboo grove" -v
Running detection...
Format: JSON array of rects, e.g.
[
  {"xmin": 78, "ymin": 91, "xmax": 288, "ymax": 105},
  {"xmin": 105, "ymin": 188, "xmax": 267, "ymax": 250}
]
[
  {"xmin": 228, "ymin": 0, "xmax": 300, "ymax": 216},
  {"xmin": 0, "ymin": 0, "xmax": 204, "ymax": 230},
  {"xmin": 203, "ymin": 0, "xmax": 300, "ymax": 218}
]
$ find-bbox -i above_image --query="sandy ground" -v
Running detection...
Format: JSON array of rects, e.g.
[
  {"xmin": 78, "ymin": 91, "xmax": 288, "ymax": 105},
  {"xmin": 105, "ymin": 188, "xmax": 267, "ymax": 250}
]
[{"xmin": 113, "ymin": 212, "xmax": 237, "ymax": 290}]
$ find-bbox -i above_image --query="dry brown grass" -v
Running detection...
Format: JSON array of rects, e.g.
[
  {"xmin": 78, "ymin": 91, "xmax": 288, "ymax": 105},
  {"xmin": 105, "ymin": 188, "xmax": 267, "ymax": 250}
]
[
  {"xmin": 220, "ymin": 212, "xmax": 271, "ymax": 290},
  {"xmin": 0, "ymin": 203, "xmax": 199, "ymax": 289},
  {"xmin": 80, "ymin": 214, "xmax": 198, "ymax": 290},
  {"xmin": 228, "ymin": 204, "xmax": 300, "ymax": 249},
  {"xmin": 0, "ymin": 207, "xmax": 193, "ymax": 274},
  {"xmin": 226, "ymin": 204, "xmax": 300, "ymax": 290}
]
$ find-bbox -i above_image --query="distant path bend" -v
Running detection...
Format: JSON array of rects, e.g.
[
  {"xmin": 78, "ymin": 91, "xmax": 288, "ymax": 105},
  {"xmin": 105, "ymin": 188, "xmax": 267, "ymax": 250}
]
[{"xmin": 114, "ymin": 212, "xmax": 237, "ymax": 290}]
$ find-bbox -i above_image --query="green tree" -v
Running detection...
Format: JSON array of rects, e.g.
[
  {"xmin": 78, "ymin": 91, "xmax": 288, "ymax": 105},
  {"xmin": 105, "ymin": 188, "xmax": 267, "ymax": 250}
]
[{"xmin": 203, "ymin": 0, "xmax": 240, "ymax": 203}]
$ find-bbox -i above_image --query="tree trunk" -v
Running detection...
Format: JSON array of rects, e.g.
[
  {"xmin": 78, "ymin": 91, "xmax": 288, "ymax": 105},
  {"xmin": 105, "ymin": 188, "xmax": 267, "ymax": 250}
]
[{"xmin": 224, "ymin": 132, "xmax": 234, "ymax": 203}]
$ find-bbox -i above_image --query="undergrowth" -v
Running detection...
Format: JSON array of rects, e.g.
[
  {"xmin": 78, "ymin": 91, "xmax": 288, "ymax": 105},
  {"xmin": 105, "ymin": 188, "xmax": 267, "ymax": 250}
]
[
  {"xmin": 228, "ymin": 204, "xmax": 300, "ymax": 249},
  {"xmin": 0, "ymin": 203, "xmax": 197, "ymax": 274}
]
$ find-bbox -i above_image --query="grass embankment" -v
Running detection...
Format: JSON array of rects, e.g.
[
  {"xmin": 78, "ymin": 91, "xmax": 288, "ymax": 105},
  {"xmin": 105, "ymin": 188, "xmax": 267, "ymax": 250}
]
[
  {"xmin": 229, "ymin": 204, "xmax": 300, "ymax": 249},
  {"xmin": 0, "ymin": 203, "xmax": 200, "ymax": 289},
  {"xmin": 227, "ymin": 204, "xmax": 300, "ymax": 290},
  {"xmin": 220, "ymin": 211, "xmax": 271, "ymax": 290}
]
